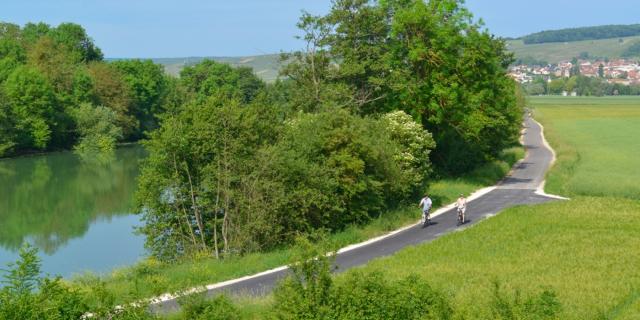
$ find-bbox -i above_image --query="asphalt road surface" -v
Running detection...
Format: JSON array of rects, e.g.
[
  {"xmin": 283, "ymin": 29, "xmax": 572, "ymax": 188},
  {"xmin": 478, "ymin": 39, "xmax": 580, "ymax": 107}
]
[{"xmin": 152, "ymin": 116, "xmax": 558, "ymax": 313}]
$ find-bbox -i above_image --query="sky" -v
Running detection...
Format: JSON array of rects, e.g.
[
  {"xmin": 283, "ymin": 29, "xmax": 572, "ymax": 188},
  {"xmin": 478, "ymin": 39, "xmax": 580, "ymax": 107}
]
[{"xmin": 1, "ymin": 0, "xmax": 638, "ymax": 58}]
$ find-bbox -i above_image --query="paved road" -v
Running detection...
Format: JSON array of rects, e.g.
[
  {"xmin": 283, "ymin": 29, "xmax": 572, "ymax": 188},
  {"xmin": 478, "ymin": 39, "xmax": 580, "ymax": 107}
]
[{"xmin": 152, "ymin": 116, "xmax": 558, "ymax": 313}]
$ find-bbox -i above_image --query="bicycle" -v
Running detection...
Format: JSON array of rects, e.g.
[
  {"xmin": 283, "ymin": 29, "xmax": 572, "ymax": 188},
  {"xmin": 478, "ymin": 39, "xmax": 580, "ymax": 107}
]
[
  {"xmin": 421, "ymin": 209, "xmax": 431, "ymax": 228},
  {"xmin": 456, "ymin": 206, "xmax": 465, "ymax": 226}
]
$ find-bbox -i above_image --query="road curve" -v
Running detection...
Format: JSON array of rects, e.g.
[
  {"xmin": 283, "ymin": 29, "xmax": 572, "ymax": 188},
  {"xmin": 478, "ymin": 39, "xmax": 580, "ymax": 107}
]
[{"xmin": 152, "ymin": 116, "xmax": 558, "ymax": 313}]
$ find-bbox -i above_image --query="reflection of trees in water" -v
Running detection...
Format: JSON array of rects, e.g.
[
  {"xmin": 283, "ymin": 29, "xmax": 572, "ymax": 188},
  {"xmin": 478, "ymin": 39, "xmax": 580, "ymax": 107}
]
[{"xmin": 0, "ymin": 146, "xmax": 144, "ymax": 254}]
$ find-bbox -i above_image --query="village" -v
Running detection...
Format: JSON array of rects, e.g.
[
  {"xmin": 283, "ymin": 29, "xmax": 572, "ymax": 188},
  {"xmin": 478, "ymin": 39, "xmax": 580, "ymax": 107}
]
[{"xmin": 509, "ymin": 58, "xmax": 640, "ymax": 86}]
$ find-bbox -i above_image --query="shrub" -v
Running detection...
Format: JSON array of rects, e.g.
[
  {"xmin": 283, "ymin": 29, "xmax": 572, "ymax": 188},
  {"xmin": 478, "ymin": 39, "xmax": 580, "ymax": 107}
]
[
  {"xmin": 261, "ymin": 109, "xmax": 408, "ymax": 235},
  {"xmin": 73, "ymin": 102, "xmax": 123, "ymax": 153},
  {"xmin": 0, "ymin": 244, "xmax": 87, "ymax": 320},
  {"xmin": 179, "ymin": 294, "xmax": 240, "ymax": 320},
  {"xmin": 272, "ymin": 236, "xmax": 452, "ymax": 320},
  {"xmin": 381, "ymin": 110, "xmax": 436, "ymax": 196}
]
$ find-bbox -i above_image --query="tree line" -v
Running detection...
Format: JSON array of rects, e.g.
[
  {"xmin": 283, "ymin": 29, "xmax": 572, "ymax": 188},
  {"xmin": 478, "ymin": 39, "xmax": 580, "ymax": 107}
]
[
  {"xmin": 0, "ymin": 22, "xmax": 172, "ymax": 156},
  {"xmin": 524, "ymin": 75, "xmax": 640, "ymax": 96},
  {"xmin": 136, "ymin": 0, "xmax": 523, "ymax": 261},
  {"xmin": 521, "ymin": 24, "xmax": 640, "ymax": 44}
]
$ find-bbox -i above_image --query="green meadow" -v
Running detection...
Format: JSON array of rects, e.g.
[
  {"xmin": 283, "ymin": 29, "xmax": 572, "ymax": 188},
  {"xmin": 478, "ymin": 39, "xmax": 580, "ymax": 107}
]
[{"xmin": 532, "ymin": 96, "xmax": 640, "ymax": 199}]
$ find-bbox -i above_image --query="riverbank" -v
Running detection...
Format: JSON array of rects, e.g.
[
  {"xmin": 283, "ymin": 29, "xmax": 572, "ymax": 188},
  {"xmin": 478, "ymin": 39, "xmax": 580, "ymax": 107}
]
[{"xmin": 70, "ymin": 146, "xmax": 524, "ymax": 307}]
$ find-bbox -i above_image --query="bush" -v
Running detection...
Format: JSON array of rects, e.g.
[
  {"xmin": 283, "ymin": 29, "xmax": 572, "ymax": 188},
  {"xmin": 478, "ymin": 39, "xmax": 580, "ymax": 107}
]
[
  {"xmin": 381, "ymin": 110, "xmax": 436, "ymax": 196},
  {"xmin": 179, "ymin": 294, "xmax": 240, "ymax": 320},
  {"xmin": 272, "ymin": 237, "xmax": 452, "ymax": 320},
  {"xmin": 73, "ymin": 102, "xmax": 123, "ymax": 153},
  {"xmin": 261, "ymin": 109, "xmax": 413, "ymax": 235},
  {"xmin": 0, "ymin": 244, "xmax": 87, "ymax": 320}
]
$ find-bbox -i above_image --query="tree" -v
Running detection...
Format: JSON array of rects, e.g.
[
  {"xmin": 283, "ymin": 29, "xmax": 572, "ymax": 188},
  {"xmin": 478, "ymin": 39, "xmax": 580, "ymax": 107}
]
[
  {"xmin": 0, "ymin": 244, "xmax": 87, "ymax": 319},
  {"xmin": 73, "ymin": 103, "xmax": 123, "ymax": 153},
  {"xmin": 286, "ymin": 0, "xmax": 522, "ymax": 173},
  {"xmin": 0, "ymin": 91, "xmax": 16, "ymax": 156},
  {"xmin": 2, "ymin": 66, "xmax": 60, "ymax": 150},
  {"xmin": 598, "ymin": 63, "xmax": 605, "ymax": 78},
  {"xmin": 112, "ymin": 59, "xmax": 169, "ymax": 137},
  {"xmin": 48, "ymin": 23, "xmax": 103, "ymax": 62},
  {"xmin": 180, "ymin": 60, "xmax": 265, "ymax": 104},
  {"xmin": 548, "ymin": 79, "xmax": 566, "ymax": 94},
  {"xmin": 86, "ymin": 62, "xmax": 137, "ymax": 138},
  {"xmin": 136, "ymin": 96, "xmax": 281, "ymax": 260}
]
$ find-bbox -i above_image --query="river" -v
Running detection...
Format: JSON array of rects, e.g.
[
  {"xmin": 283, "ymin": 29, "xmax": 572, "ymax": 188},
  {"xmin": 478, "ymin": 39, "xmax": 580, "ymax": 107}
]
[{"xmin": 0, "ymin": 146, "xmax": 146, "ymax": 278}]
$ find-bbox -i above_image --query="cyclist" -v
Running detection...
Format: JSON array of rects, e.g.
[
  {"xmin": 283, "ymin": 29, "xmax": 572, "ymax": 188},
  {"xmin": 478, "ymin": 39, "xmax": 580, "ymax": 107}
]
[
  {"xmin": 419, "ymin": 194, "xmax": 433, "ymax": 227},
  {"xmin": 455, "ymin": 194, "xmax": 467, "ymax": 225}
]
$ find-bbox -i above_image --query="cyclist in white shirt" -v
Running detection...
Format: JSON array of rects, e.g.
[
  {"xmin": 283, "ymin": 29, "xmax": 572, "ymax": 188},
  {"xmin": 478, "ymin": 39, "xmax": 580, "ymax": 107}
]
[{"xmin": 419, "ymin": 194, "xmax": 432, "ymax": 227}]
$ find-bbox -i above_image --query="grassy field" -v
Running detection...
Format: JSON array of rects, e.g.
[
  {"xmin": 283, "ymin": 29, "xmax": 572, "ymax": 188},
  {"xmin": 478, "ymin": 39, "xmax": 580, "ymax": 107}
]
[
  {"xmin": 506, "ymin": 36, "xmax": 640, "ymax": 64},
  {"xmin": 221, "ymin": 97, "xmax": 640, "ymax": 319},
  {"xmin": 72, "ymin": 148, "xmax": 524, "ymax": 306},
  {"xmin": 532, "ymin": 96, "xmax": 640, "ymax": 199}
]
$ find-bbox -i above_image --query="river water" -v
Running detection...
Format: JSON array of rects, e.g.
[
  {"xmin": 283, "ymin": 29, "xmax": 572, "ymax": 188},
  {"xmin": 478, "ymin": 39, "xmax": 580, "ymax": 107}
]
[{"xmin": 0, "ymin": 146, "xmax": 146, "ymax": 278}]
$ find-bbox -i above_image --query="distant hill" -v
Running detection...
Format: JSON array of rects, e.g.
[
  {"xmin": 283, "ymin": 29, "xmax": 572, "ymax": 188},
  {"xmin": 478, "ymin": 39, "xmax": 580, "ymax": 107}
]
[
  {"xmin": 509, "ymin": 24, "xmax": 640, "ymax": 64},
  {"xmin": 152, "ymin": 54, "xmax": 282, "ymax": 82},
  {"xmin": 521, "ymin": 24, "xmax": 640, "ymax": 44},
  {"xmin": 507, "ymin": 36, "xmax": 640, "ymax": 65},
  {"xmin": 108, "ymin": 54, "xmax": 283, "ymax": 82}
]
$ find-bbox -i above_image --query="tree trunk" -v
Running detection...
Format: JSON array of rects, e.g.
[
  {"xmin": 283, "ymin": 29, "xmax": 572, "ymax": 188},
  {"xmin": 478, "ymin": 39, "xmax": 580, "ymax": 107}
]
[{"xmin": 184, "ymin": 162, "xmax": 208, "ymax": 251}]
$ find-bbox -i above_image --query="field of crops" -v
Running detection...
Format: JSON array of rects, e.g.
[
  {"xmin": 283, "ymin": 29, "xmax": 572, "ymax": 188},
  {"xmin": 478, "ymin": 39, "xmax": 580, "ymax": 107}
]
[{"xmin": 532, "ymin": 96, "xmax": 640, "ymax": 199}]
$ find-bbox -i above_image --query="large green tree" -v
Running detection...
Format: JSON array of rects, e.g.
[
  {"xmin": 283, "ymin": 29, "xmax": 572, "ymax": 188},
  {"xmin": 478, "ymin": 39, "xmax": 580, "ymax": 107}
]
[
  {"xmin": 180, "ymin": 60, "xmax": 265, "ymax": 104},
  {"xmin": 112, "ymin": 59, "xmax": 169, "ymax": 137},
  {"xmin": 284, "ymin": 0, "xmax": 522, "ymax": 173},
  {"xmin": 2, "ymin": 66, "xmax": 61, "ymax": 150}
]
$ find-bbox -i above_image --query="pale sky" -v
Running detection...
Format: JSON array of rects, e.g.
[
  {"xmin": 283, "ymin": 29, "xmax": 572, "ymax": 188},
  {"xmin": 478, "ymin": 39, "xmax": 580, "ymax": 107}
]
[{"xmin": 1, "ymin": 0, "xmax": 638, "ymax": 58}]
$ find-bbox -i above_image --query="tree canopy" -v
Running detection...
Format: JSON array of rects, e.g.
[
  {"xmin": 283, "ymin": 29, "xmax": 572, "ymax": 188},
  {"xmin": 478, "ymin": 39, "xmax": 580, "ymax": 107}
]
[{"xmin": 0, "ymin": 22, "xmax": 174, "ymax": 156}]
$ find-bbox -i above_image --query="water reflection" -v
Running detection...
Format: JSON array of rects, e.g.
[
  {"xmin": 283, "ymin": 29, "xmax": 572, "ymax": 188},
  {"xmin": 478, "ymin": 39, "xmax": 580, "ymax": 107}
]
[{"xmin": 0, "ymin": 146, "xmax": 144, "ymax": 255}]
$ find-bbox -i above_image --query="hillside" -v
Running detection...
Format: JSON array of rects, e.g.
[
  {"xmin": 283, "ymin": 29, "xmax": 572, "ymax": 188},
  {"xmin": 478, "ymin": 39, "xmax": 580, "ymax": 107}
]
[
  {"xmin": 507, "ymin": 35, "xmax": 640, "ymax": 64},
  {"xmin": 151, "ymin": 54, "xmax": 282, "ymax": 82},
  {"xmin": 522, "ymin": 24, "xmax": 640, "ymax": 44}
]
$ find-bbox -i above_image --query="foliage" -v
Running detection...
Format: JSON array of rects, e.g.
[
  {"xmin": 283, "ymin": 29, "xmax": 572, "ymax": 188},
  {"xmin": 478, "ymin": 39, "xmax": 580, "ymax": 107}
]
[
  {"xmin": 2, "ymin": 65, "xmax": 60, "ymax": 150},
  {"xmin": 112, "ymin": 59, "xmax": 170, "ymax": 138},
  {"xmin": 0, "ymin": 21, "xmax": 176, "ymax": 156},
  {"xmin": 136, "ymin": 94, "xmax": 281, "ymax": 260},
  {"xmin": 180, "ymin": 59, "xmax": 265, "ymax": 104},
  {"xmin": 178, "ymin": 294, "xmax": 240, "ymax": 320},
  {"xmin": 0, "ymin": 244, "xmax": 87, "ymax": 319},
  {"xmin": 284, "ymin": 0, "xmax": 522, "ymax": 173},
  {"xmin": 381, "ymin": 110, "xmax": 436, "ymax": 193},
  {"xmin": 522, "ymin": 24, "xmax": 640, "ymax": 44},
  {"xmin": 272, "ymin": 236, "xmax": 453, "ymax": 320},
  {"xmin": 513, "ymin": 56, "xmax": 549, "ymax": 66},
  {"xmin": 73, "ymin": 102, "xmax": 123, "ymax": 153}
]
